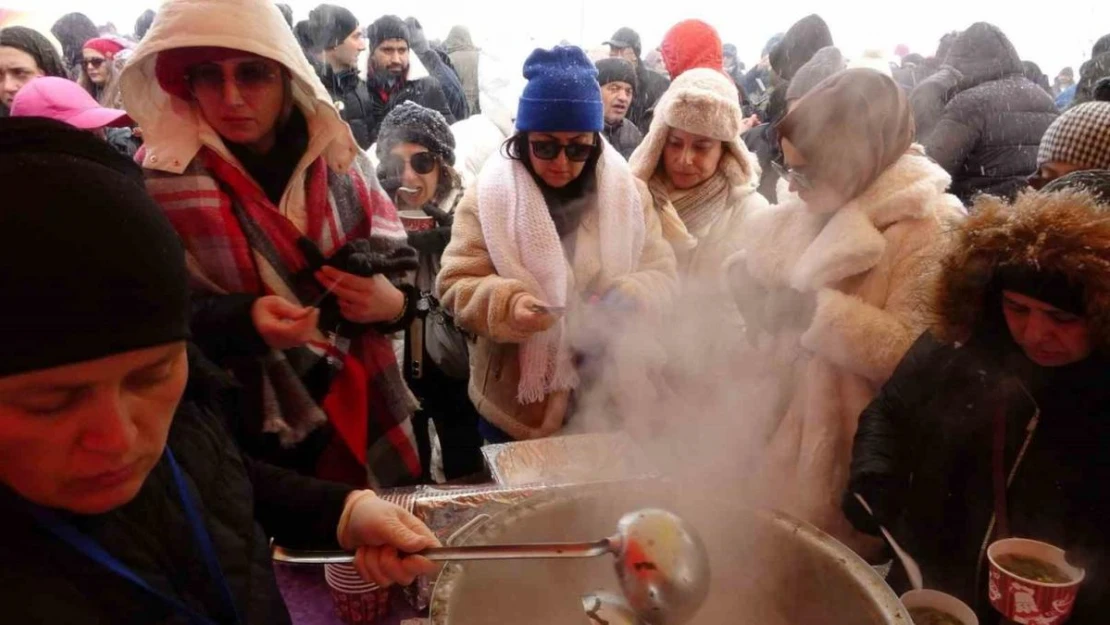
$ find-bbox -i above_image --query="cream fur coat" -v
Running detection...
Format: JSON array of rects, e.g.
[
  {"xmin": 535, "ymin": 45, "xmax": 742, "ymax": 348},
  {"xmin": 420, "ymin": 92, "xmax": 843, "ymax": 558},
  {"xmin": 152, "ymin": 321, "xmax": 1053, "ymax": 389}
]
[{"xmin": 729, "ymin": 148, "xmax": 965, "ymax": 554}]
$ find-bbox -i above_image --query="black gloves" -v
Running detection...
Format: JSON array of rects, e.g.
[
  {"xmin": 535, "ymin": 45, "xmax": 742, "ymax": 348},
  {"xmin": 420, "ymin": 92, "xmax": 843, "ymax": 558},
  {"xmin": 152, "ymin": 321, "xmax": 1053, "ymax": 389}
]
[
  {"xmin": 842, "ymin": 473, "xmax": 904, "ymax": 537},
  {"xmin": 298, "ymin": 237, "xmax": 418, "ymax": 279}
]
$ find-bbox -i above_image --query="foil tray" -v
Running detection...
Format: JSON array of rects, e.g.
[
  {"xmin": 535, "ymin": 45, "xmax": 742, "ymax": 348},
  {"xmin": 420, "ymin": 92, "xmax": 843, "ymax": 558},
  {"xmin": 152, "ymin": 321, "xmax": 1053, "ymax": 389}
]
[{"xmin": 481, "ymin": 432, "xmax": 656, "ymax": 487}]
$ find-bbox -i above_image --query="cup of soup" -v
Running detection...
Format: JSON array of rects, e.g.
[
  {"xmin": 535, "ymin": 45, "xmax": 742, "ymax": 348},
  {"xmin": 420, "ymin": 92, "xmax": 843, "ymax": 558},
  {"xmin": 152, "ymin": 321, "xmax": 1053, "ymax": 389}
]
[
  {"xmin": 399, "ymin": 210, "xmax": 435, "ymax": 232},
  {"xmin": 901, "ymin": 589, "xmax": 978, "ymax": 625},
  {"xmin": 987, "ymin": 538, "xmax": 1085, "ymax": 623}
]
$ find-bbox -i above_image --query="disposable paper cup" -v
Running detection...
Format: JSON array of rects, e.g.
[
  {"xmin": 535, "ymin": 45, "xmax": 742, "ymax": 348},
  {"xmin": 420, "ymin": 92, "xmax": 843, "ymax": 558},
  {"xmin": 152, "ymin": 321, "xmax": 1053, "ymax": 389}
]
[
  {"xmin": 987, "ymin": 538, "xmax": 1085, "ymax": 624},
  {"xmin": 399, "ymin": 210, "xmax": 434, "ymax": 232},
  {"xmin": 325, "ymin": 563, "xmax": 391, "ymax": 624},
  {"xmin": 901, "ymin": 589, "xmax": 978, "ymax": 625}
]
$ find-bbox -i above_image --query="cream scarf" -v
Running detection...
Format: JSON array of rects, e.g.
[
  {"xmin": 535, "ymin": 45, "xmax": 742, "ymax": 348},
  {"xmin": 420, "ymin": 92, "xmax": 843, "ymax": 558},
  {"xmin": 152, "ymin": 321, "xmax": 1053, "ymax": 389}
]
[
  {"xmin": 650, "ymin": 168, "xmax": 731, "ymax": 251},
  {"xmin": 478, "ymin": 143, "xmax": 646, "ymax": 403}
]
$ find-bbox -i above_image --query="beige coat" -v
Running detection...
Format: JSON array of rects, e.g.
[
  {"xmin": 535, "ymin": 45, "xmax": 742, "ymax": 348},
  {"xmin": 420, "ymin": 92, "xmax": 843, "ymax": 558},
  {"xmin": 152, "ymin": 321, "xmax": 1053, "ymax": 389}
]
[
  {"xmin": 730, "ymin": 148, "xmax": 965, "ymax": 553},
  {"xmin": 436, "ymin": 159, "xmax": 678, "ymax": 441}
]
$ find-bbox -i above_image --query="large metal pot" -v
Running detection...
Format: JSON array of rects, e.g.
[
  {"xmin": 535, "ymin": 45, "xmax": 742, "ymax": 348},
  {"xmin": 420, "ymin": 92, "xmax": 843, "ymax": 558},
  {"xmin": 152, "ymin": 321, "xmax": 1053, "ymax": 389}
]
[{"xmin": 430, "ymin": 484, "xmax": 910, "ymax": 624}]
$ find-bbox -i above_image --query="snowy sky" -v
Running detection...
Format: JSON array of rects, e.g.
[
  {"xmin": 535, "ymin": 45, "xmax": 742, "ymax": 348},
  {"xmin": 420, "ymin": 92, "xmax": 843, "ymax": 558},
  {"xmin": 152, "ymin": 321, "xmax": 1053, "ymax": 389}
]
[{"xmin": 5, "ymin": 0, "xmax": 1108, "ymax": 78}]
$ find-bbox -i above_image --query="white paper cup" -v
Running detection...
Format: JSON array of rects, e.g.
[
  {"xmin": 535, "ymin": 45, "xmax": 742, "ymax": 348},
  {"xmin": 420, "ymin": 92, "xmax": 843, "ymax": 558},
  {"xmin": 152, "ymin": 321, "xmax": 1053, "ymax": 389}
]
[{"xmin": 902, "ymin": 589, "xmax": 979, "ymax": 625}]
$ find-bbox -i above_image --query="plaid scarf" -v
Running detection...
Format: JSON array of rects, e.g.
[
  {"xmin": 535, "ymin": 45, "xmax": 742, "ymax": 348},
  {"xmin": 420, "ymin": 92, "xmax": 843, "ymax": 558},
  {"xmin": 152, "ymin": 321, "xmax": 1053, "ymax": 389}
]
[{"xmin": 147, "ymin": 148, "xmax": 420, "ymax": 488}]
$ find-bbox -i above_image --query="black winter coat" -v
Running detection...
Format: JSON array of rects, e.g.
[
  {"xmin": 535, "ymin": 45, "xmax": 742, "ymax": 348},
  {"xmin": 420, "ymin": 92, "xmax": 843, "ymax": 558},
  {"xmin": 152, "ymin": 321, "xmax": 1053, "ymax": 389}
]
[
  {"xmin": 416, "ymin": 50, "xmax": 469, "ymax": 122},
  {"xmin": 629, "ymin": 63, "xmax": 670, "ymax": 133},
  {"xmin": 0, "ymin": 348, "xmax": 353, "ymax": 624},
  {"xmin": 849, "ymin": 332, "xmax": 1110, "ymax": 624},
  {"xmin": 603, "ymin": 118, "xmax": 644, "ymax": 160},
  {"xmin": 913, "ymin": 23, "xmax": 1058, "ymax": 204},
  {"xmin": 324, "ymin": 68, "xmax": 457, "ymax": 150}
]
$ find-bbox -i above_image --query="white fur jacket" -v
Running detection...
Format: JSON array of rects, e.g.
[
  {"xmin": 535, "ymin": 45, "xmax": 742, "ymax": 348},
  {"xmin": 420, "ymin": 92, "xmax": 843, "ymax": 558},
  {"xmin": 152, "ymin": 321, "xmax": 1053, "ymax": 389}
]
[{"xmin": 727, "ymin": 147, "xmax": 965, "ymax": 555}]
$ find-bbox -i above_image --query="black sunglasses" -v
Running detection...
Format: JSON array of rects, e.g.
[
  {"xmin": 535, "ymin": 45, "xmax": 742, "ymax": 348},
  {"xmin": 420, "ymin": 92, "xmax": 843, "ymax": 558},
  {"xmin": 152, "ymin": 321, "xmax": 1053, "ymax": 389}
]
[
  {"xmin": 530, "ymin": 140, "xmax": 595, "ymax": 162},
  {"xmin": 83, "ymin": 57, "xmax": 106, "ymax": 69},
  {"xmin": 186, "ymin": 60, "xmax": 282, "ymax": 95},
  {"xmin": 384, "ymin": 152, "xmax": 438, "ymax": 177}
]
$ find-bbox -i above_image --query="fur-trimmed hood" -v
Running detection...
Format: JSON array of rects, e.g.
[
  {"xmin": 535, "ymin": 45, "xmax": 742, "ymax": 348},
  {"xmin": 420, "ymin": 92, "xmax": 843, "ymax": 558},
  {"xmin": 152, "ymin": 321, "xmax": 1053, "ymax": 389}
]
[
  {"xmin": 935, "ymin": 189, "xmax": 1110, "ymax": 350},
  {"xmin": 628, "ymin": 68, "xmax": 760, "ymax": 193}
]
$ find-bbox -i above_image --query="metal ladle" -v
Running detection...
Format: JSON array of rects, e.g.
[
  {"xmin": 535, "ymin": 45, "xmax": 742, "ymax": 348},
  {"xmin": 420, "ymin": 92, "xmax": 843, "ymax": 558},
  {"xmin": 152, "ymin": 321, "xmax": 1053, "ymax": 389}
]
[{"xmin": 272, "ymin": 508, "xmax": 710, "ymax": 625}]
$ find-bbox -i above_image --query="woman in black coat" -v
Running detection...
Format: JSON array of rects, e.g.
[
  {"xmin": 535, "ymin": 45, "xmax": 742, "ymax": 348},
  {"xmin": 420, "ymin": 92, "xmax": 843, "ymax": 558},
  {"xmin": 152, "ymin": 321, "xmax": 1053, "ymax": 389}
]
[
  {"xmin": 0, "ymin": 118, "xmax": 439, "ymax": 624},
  {"xmin": 845, "ymin": 172, "xmax": 1110, "ymax": 624}
]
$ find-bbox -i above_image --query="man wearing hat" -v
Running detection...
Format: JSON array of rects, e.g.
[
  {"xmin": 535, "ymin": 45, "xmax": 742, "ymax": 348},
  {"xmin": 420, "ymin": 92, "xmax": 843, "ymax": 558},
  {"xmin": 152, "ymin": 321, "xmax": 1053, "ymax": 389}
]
[
  {"xmin": 605, "ymin": 26, "xmax": 669, "ymax": 132},
  {"xmin": 595, "ymin": 58, "xmax": 643, "ymax": 159},
  {"xmin": 311, "ymin": 3, "xmax": 376, "ymax": 148},
  {"xmin": 363, "ymin": 15, "xmax": 455, "ymax": 147}
]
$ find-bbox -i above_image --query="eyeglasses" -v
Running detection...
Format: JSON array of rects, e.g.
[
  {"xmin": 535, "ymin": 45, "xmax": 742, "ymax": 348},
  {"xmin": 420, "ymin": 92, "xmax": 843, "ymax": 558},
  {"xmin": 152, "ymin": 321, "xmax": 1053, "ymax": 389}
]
[
  {"xmin": 772, "ymin": 160, "xmax": 814, "ymax": 191},
  {"xmin": 384, "ymin": 152, "xmax": 439, "ymax": 178},
  {"xmin": 530, "ymin": 140, "xmax": 595, "ymax": 162},
  {"xmin": 186, "ymin": 60, "xmax": 282, "ymax": 97},
  {"xmin": 83, "ymin": 58, "xmax": 106, "ymax": 69}
]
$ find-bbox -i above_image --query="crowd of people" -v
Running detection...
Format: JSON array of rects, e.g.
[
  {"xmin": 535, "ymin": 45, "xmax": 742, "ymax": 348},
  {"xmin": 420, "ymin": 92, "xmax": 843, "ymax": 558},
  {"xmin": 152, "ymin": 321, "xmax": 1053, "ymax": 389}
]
[{"xmin": 3, "ymin": 0, "xmax": 1110, "ymax": 623}]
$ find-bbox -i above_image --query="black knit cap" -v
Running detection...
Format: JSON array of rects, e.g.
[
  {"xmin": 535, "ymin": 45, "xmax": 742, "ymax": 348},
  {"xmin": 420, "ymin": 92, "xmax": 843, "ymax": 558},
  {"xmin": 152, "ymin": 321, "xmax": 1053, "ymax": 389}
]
[
  {"xmin": 368, "ymin": 15, "xmax": 410, "ymax": 51},
  {"xmin": 375, "ymin": 101, "xmax": 456, "ymax": 165},
  {"xmin": 308, "ymin": 3, "xmax": 359, "ymax": 50},
  {"xmin": 0, "ymin": 118, "xmax": 189, "ymax": 377},
  {"xmin": 595, "ymin": 58, "xmax": 638, "ymax": 92}
]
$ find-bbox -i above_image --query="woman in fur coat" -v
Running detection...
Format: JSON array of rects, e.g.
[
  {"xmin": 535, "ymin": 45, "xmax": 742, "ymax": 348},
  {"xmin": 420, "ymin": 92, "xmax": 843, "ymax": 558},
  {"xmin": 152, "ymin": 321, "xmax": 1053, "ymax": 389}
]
[
  {"xmin": 436, "ymin": 46, "xmax": 676, "ymax": 443},
  {"xmin": 727, "ymin": 68, "xmax": 965, "ymax": 554},
  {"xmin": 628, "ymin": 68, "xmax": 767, "ymax": 284}
]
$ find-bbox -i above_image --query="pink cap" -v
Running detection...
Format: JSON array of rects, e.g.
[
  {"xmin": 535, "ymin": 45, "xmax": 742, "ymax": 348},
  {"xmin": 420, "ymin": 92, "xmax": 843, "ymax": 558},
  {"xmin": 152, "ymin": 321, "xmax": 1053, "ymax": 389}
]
[{"xmin": 10, "ymin": 77, "xmax": 132, "ymax": 130}]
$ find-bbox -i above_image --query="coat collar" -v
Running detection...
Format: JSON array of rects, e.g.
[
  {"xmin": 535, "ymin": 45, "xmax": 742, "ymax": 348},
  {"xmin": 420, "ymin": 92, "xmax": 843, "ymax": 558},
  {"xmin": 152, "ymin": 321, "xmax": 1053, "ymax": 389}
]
[{"xmin": 746, "ymin": 148, "xmax": 955, "ymax": 290}]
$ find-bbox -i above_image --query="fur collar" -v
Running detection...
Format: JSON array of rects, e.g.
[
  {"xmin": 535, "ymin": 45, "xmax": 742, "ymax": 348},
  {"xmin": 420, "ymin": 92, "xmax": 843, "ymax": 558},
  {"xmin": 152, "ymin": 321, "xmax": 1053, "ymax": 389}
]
[
  {"xmin": 745, "ymin": 149, "xmax": 955, "ymax": 291},
  {"xmin": 936, "ymin": 189, "xmax": 1110, "ymax": 351}
]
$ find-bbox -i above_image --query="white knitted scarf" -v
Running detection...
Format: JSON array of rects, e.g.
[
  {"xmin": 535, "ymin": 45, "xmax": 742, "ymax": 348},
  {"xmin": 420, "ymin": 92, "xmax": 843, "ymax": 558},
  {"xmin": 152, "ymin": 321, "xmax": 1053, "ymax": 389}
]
[{"xmin": 478, "ymin": 142, "xmax": 646, "ymax": 403}]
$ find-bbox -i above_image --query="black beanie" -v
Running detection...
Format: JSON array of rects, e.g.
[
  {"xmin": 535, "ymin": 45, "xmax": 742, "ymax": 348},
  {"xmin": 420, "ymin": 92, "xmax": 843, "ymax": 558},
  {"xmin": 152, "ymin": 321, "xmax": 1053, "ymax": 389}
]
[
  {"xmin": 309, "ymin": 4, "xmax": 359, "ymax": 50},
  {"xmin": 0, "ymin": 118, "xmax": 189, "ymax": 377},
  {"xmin": 595, "ymin": 58, "xmax": 638, "ymax": 93},
  {"xmin": 375, "ymin": 101, "xmax": 456, "ymax": 166},
  {"xmin": 368, "ymin": 15, "xmax": 409, "ymax": 51}
]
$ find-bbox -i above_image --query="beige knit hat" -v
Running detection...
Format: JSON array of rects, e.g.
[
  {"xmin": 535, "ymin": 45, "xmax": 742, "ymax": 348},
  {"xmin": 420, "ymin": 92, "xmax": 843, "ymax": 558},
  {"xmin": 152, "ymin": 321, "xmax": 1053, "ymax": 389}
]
[{"xmin": 628, "ymin": 68, "xmax": 758, "ymax": 189}]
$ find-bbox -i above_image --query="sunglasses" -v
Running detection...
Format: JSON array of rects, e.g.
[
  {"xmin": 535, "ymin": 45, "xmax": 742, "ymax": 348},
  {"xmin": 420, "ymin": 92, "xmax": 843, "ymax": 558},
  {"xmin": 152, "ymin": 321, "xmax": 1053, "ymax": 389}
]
[
  {"xmin": 186, "ymin": 60, "xmax": 282, "ymax": 96},
  {"xmin": 83, "ymin": 57, "xmax": 106, "ymax": 69},
  {"xmin": 530, "ymin": 140, "xmax": 595, "ymax": 162},
  {"xmin": 772, "ymin": 160, "xmax": 814, "ymax": 192},
  {"xmin": 384, "ymin": 152, "xmax": 438, "ymax": 178}
]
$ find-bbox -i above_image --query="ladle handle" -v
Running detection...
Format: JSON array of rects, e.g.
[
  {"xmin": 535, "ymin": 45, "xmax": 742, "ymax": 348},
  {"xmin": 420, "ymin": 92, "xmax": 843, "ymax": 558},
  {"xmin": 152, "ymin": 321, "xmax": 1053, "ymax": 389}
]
[{"xmin": 272, "ymin": 539, "xmax": 614, "ymax": 565}]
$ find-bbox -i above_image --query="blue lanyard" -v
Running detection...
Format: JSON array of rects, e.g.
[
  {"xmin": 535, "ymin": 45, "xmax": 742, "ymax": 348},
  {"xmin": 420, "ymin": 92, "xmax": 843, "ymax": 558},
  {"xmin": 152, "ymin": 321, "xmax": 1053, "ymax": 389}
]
[{"xmin": 29, "ymin": 450, "xmax": 241, "ymax": 625}]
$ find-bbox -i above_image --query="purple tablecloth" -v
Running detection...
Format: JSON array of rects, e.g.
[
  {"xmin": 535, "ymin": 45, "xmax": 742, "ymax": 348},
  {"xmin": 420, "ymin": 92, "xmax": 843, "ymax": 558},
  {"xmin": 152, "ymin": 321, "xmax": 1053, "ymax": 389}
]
[{"xmin": 275, "ymin": 564, "xmax": 426, "ymax": 625}]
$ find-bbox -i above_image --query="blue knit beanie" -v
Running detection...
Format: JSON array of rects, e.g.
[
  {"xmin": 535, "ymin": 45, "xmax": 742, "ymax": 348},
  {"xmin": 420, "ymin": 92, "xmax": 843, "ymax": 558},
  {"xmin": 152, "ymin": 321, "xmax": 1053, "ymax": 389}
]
[{"xmin": 516, "ymin": 46, "xmax": 604, "ymax": 133}]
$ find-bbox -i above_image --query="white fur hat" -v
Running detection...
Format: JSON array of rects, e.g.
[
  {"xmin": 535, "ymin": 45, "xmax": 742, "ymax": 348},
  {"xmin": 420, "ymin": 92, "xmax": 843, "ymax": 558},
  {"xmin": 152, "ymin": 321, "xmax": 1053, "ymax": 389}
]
[{"xmin": 628, "ymin": 68, "xmax": 758, "ymax": 188}]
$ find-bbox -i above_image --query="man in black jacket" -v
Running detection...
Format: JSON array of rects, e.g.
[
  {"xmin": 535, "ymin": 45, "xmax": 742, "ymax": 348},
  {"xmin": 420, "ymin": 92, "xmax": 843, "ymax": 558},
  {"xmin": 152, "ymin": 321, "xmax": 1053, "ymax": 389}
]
[
  {"xmin": 364, "ymin": 15, "xmax": 456, "ymax": 147},
  {"xmin": 845, "ymin": 172, "xmax": 1110, "ymax": 624},
  {"xmin": 0, "ymin": 117, "xmax": 440, "ymax": 624},
  {"xmin": 605, "ymin": 27, "xmax": 670, "ymax": 133},
  {"xmin": 596, "ymin": 58, "xmax": 643, "ymax": 159},
  {"xmin": 311, "ymin": 4, "xmax": 376, "ymax": 148}
]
